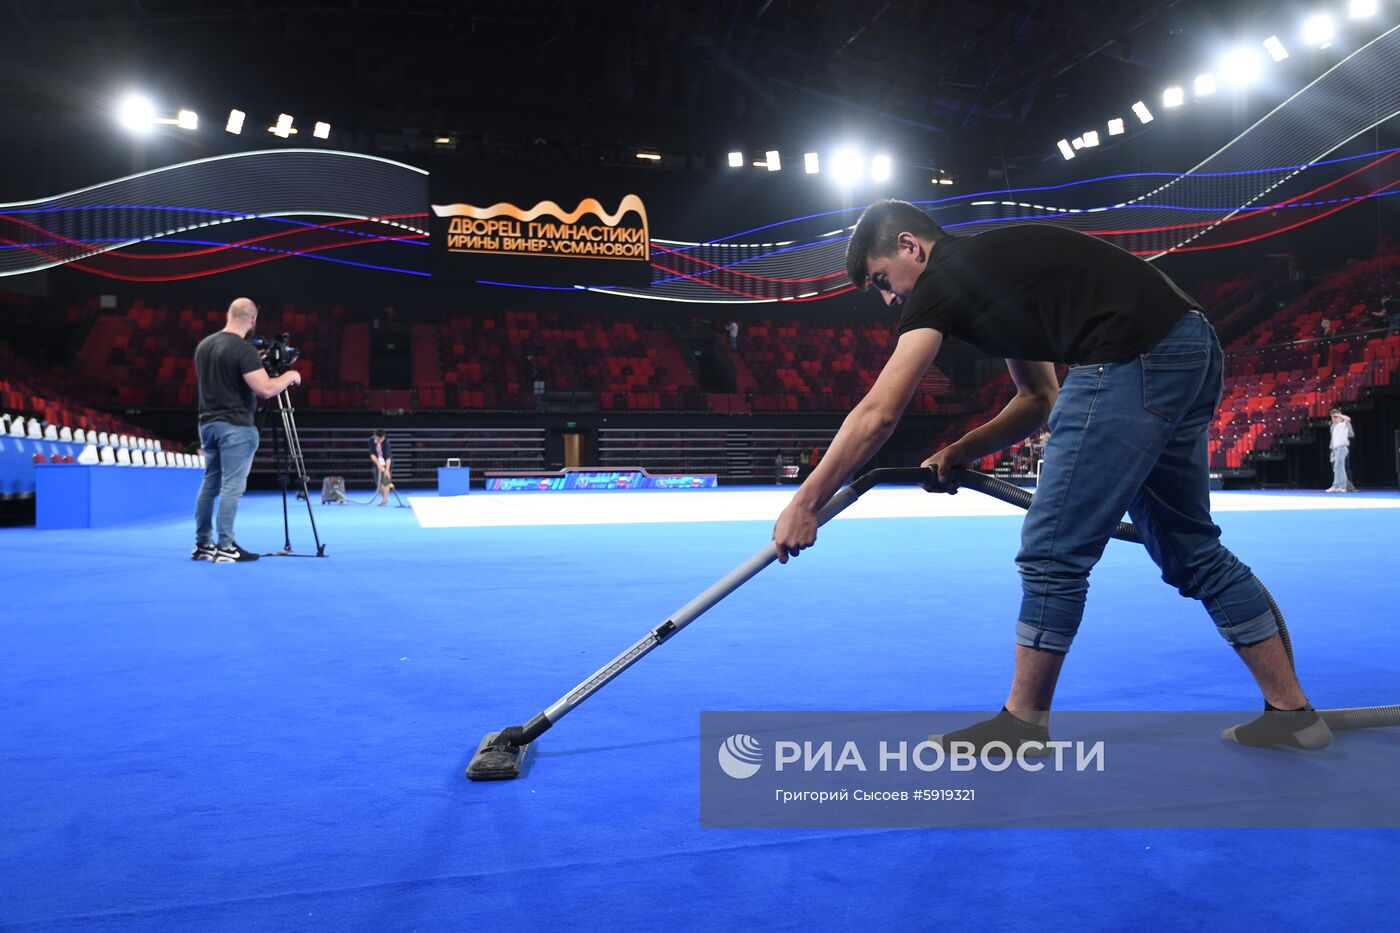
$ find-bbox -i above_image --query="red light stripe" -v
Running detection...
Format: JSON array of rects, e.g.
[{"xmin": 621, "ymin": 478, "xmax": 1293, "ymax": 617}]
[
  {"xmin": 1142, "ymin": 179, "xmax": 1400, "ymax": 254},
  {"xmin": 1092, "ymin": 151, "xmax": 1400, "ymax": 237},
  {"xmin": 64, "ymin": 233, "xmax": 427, "ymax": 281}
]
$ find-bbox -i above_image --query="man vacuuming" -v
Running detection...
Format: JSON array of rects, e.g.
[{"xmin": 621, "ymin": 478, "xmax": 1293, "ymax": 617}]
[
  {"xmin": 370, "ymin": 428, "xmax": 393, "ymax": 506},
  {"xmin": 771, "ymin": 200, "xmax": 1331, "ymax": 752}
]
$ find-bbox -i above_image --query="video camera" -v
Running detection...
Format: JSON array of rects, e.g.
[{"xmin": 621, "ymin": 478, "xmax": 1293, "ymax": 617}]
[{"xmin": 250, "ymin": 333, "xmax": 300, "ymax": 376}]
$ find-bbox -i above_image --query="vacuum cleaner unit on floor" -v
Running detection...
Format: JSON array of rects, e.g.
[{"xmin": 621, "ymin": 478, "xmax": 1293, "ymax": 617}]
[{"xmin": 467, "ymin": 466, "xmax": 1400, "ymax": 781}]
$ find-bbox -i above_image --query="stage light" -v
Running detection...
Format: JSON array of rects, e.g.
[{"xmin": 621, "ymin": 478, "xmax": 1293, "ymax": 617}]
[
  {"xmin": 271, "ymin": 113, "xmax": 295, "ymax": 138},
  {"xmin": 1163, "ymin": 86, "xmax": 1185, "ymax": 107},
  {"xmin": 1057, "ymin": 139, "xmax": 1076, "ymax": 160},
  {"xmin": 1107, "ymin": 117, "xmax": 1125, "ymax": 136},
  {"xmin": 116, "ymin": 94, "xmax": 156, "ymax": 134},
  {"xmin": 1082, "ymin": 130, "xmax": 1101, "ymax": 148},
  {"xmin": 1194, "ymin": 73, "xmax": 1217, "ymax": 96},
  {"xmin": 830, "ymin": 148, "xmax": 863, "ymax": 186},
  {"xmin": 313, "ymin": 121, "xmax": 330, "ymax": 139},
  {"xmin": 1071, "ymin": 136, "xmax": 1085, "ymax": 149},
  {"xmin": 225, "ymin": 109, "xmax": 245, "ymax": 134},
  {"xmin": 1349, "ymin": 0, "xmax": 1378, "ymax": 18},
  {"xmin": 1302, "ymin": 14, "xmax": 1335, "ymax": 47},
  {"xmin": 1220, "ymin": 49, "xmax": 1262, "ymax": 87},
  {"xmin": 804, "ymin": 152, "xmax": 819, "ymax": 174},
  {"xmin": 871, "ymin": 153, "xmax": 891, "ymax": 181},
  {"xmin": 636, "ymin": 150, "xmax": 660, "ymax": 160},
  {"xmin": 1132, "ymin": 101, "xmax": 1154, "ymax": 124},
  {"xmin": 727, "ymin": 151, "xmax": 744, "ymax": 168},
  {"xmin": 765, "ymin": 149, "xmax": 781, "ymax": 171},
  {"xmin": 937, "ymin": 175, "xmax": 954, "ymax": 185},
  {"xmin": 1263, "ymin": 36, "xmax": 1291, "ymax": 62},
  {"xmin": 176, "ymin": 110, "xmax": 198, "ymax": 130}
]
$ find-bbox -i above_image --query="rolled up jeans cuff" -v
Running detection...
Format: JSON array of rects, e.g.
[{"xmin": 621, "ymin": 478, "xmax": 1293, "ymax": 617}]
[
  {"xmin": 1014, "ymin": 621, "xmax": 1074, "ymax": 654},
  {"xmin": 1219, "ymin": 608, "xmax": 1280, "ymax": 647}
]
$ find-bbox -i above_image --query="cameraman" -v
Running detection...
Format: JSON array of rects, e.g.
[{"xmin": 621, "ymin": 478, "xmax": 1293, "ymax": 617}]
[
  {"xmin": 369, "ymin": 428, "xmax": 393, "ymax": 506},
  {"xmin": 191, "ymin": 298, "xmax": 302, "ymax": 563}
]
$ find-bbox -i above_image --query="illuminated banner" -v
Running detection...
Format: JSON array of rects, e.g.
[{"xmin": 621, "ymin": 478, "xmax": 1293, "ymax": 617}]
[
  {"xmin": 429, "ymin": 170, "xmax": 652, "ymax": 286},
  {"xmin": 482, "ymin": 468, "xmax": 718, "ymax": 491}
]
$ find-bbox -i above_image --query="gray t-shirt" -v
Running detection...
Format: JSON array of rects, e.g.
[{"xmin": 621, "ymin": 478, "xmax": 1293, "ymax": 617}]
[{"xmin": 195, "ymin": 332, "xmax": 264, "ymax": 426}]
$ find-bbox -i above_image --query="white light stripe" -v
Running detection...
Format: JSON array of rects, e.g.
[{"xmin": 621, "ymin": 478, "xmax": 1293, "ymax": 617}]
[
  {"xmin": 580, "ymin": 287, "xmax": 798, "ymax": 304},
  {"xmin": 1141, "ymin": 23, "xmax": 1400, "ymax": 259},
  {"xmin": 0, "ymin": 210, "xmax": 427, "ymax": 277},
  {"xmin": 651, "ymin": 238, "xmax": 799, "ymax": 248},
  {"xmin": 0, "ymin": 149, "xmax": 428, "ymax": 209}
]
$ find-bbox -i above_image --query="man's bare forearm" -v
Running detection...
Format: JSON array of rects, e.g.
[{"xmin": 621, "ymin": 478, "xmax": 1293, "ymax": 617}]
[
  {"xmin": 952, "ymin": 395, "xmax": 1053, "ymax": 461},
  {"xmin": 256, "ymin": 372, "xmax": 300, "ymax": 399},
  {"xmin": 792, "ymin": 404, "xmax": 898, "ymax": 511}
]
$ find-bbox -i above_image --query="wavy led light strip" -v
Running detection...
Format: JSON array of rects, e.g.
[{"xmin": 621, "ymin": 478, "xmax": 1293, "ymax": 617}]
[
  {"xmin": 0, "ymin": 209, "xmax": 429, "ymax": 278},
  {"xmin": 3, "ymin": 22, "xmax": 1396, "ymax": 305},
  {"xmin": 5, "ymin": 150, "xmax": 1393, "ymax": 294},
  {"xmin": 0, "ymin": 149, "xmax": 429, "ymax": 277}
]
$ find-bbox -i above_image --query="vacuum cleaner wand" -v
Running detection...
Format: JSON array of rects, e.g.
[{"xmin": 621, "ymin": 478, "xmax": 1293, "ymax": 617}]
[
  {"xmin": 466, "ymin": 466, "xmax": 1399, "ymax": 781},
  {"xmin": 466, "ymin": 471, "xmax": 897, "ymax": 779}
]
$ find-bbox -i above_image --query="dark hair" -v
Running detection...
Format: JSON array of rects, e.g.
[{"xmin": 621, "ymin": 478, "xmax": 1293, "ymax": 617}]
[
  {"xmin": 1382, "ymin": 296, "xmax": 1399, "ymax": 312},
  {"xmin": 845, "ymin": 199, "xmax": 947, "ymax": 288},
  {"xmin": 374, "ymin": 428, "xmax": 386, "ymax": 438}
]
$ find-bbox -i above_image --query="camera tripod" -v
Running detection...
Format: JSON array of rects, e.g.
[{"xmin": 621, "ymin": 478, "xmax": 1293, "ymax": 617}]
[{"xmin": 260, "ymin": 388, "xmax": 326, "ymax": 557}]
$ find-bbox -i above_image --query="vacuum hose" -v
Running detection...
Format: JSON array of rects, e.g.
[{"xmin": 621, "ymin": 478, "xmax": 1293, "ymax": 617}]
[{"xmin": 877, "ymin": 465, "xmax": 1400, "ymax": 732}]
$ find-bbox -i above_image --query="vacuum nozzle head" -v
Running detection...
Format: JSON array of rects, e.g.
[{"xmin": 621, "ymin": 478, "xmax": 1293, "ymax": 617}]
[{"xmin": 466, "ymin": 729, "xmax": 531, "ymax": 781}]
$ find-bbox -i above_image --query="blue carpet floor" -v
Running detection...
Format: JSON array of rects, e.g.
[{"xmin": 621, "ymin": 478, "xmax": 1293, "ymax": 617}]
[{"xmin": 2, "ymin": 491, "xmax": 1398, "ymax": 931}]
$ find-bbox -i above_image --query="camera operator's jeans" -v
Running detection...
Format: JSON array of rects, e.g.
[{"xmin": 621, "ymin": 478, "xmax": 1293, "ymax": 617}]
[
  {"xmin": 1016, "ymin": 311, "xmax": 1278, "ymax": 653},
  {"xmin": 1331, "ymin": 446, "xmax": 1349, "ymax": 490},
  {"xmin": 194, "ymin": 420, "xmax": 260, "ymax": 548}
]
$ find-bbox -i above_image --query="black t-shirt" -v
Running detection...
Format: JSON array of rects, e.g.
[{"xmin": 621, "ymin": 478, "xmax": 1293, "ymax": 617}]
[
  {"xmin": 896, "ymin": 224, "xmax": 1197, "ymax": 364},
  {"xmin": 369, "ymin": 436, "xmax": 392, "ymax": 460},
  {"xmin": 195, "ymin": 332, "xmax": 264, "ymax": 426}
]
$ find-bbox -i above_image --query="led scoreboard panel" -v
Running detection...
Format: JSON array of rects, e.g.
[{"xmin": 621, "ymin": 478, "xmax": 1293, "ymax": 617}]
[
  {"xmin": 646, "ymin": 475, "xmax": 716, "ymax": 490},
  {"xmin": 571, "ymin": 471, "xmax": 642, "ymax": 490},
  {"xmin": 483, "ymin": 470, "xmax": 717, "ymax": 492},
  {"xmin": 487, "ymin": 475, "xmax": 569, "ymax": 492}
]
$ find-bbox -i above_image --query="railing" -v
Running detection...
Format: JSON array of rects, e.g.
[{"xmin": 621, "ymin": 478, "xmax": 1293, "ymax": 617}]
[
  {"xmin": 1224, "ymin": 325, "xmax": 1393, "ymax": 372},
  {"xmin": 253, "ymin": 426, "xmax": 547, "ymax": 487},
  {"xmin": 597, "ymin": 427, "xmax": 840, "ymax": 482}
]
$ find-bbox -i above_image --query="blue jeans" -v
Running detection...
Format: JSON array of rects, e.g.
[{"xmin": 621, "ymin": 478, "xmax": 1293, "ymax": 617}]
[
  {"xmin": 1331, "ymin": 446, "xmax": 1349, "ymax": 490},
  {"xmin": 194, "ymin": 421, "xmax": 260, "ymax": 548},
  {"xmin": 1016, "ymin": 311, "xmax": 1277, "ymax": 653}
]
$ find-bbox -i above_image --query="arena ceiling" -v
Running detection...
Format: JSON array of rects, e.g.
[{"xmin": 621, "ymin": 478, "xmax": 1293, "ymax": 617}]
[{"xmin": 1, "ymin": 0, "xmax": 1300, "ymax": 175}]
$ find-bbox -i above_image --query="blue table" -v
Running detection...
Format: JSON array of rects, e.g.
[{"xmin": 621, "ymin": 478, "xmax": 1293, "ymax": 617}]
[
  {"xmin": 437, "ymin": 466, "xmax": 471, "ymax": 496},
  {"xmin": 36, "ymin": 464, "xmax": 205, "ymax": 529}
]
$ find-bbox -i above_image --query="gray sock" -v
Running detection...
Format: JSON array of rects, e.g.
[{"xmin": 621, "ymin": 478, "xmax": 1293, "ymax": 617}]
[{"xmin": 1222, "ymin": 702, "xmax": 1333, "ymax": 750}]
